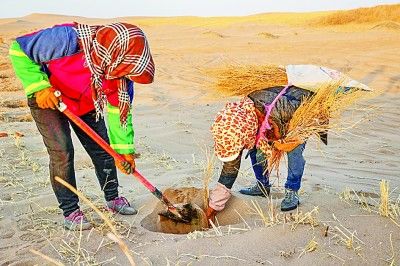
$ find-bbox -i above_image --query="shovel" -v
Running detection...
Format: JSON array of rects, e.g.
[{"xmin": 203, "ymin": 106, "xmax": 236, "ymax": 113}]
[{"xmin": 54, "ymin": 92, "xmax": 196, "ymax": 223}]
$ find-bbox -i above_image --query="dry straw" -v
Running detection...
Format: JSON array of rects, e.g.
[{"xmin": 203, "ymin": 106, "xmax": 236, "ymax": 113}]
[
  {"xmin": 378, "ymin": 179, "xmax": 400, "ymax": 223},
  {"xmin": 206, "ymin": 64, "xmax": 288, "ymax": 96},
  {"xmin": 207, "ymin": 64, "xmax": 372, "ymax": 173},
  {"xmin": 55, "ymin": 176, "xmax": 136, "ymax": 266},
  {"xmin": 30, "ymin": 248, "xmax": 64, "ymax": 266},
  {"xmin": 379, "ymin": 179, "xmax": 390, "ymax": 217},
  {"xmin": 264, "ymin": 81, "xmax": 372, "ymax": 172},
  {"xmin": 298, "ymin": 237, "xmax": 318, "ymax": 258},
  {"xmin": 202, "ymin": 147, "xmax": 215, "ymax": 209},
  {"xmin": 291, "ymin": 206, "xmax": 319, "ymax": 231},
  {"xmin": 340, "ymin": 180, "xmax": 400, "ymax": 228},
  {"xmin": 332, "ymin": 213, "xmax": 364, "ymax": 255}
]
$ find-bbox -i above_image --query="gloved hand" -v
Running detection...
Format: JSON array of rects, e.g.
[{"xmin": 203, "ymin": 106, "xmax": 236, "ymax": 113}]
[
  {"xmin": 205, "ymin": 206, "xmax": 218, "ymax": 227},
  {"xmin": 264, "ymin": 118, "xmax": 282, "ymax": 141},
  {"xmin": 273, "ymin": 138, "xmax": 302, "ymax": 152},
  {"xmin": 116, "ymin": 154, "xmax": 136, "ymax": 174},
  {"xmin": 35, "ymin": 87, "xmax": 60, "ymax": 109}
]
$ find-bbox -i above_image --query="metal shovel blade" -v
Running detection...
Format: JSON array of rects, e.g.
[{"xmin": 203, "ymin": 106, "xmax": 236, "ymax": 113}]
[{"xmin": 158, "ymin": 203, "xmax": 202, "ymax": 224}]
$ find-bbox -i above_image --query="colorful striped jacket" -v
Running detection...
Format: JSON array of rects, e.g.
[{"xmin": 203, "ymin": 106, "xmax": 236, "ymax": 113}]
[{"xmin": 9, "ymin": 24, "xmax": 135, "ymax": 154}]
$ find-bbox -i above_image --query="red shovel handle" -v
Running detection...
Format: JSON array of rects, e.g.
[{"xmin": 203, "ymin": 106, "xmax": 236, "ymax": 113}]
[
  {"xmin": 61, "ymin": 106, "xmax": 157, "ymax": 191},
  {"xmin": 57, "ymin": 102, "xmax": 178, "ymax": 212}
]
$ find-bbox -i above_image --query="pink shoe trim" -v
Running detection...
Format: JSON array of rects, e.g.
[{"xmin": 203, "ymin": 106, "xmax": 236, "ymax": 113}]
[
  {"xmin": 65, "ymin": 209, "xmax": 85, "ymax": 223},
  {"xmin": 107, "ymin": 196, "xmax": 130, "ymax": 212}
]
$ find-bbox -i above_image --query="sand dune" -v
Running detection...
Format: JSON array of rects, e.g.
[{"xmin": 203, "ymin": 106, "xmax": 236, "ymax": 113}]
[
  {"xmin": 0, "ymin": 4, "xmax": 399, "ymax": 265},
  {"xmin": 314, "ymin": 4, "xmax": 400, "ymax": 25},
  {"xmin": 371, "ymin": 21, "xmax": 400, "ymax": 31}
]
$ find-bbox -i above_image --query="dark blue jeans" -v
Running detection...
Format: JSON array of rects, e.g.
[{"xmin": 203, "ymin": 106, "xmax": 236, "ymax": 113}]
[
  {"xmin": 249, "ymin": 143, "xmax": 306, "ymax": 191},
  {"xmin": 29, "ymin": 98, "xmax": 119, "ymax": 217},
  {"xmin": 248, "ymin": 148, "xmax": 270, "ymax": 187}
]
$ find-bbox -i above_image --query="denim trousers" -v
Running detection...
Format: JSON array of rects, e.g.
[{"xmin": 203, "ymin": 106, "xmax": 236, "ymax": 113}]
[
  {"xmin": 249, "ymin": 143, "xmax": 306, "ymax": 191},
  {"xmin": 29, "ymin": 98, "xmax": 119, "ymax": 217},
  {"xmin": 217, "ymin": 143, "xmax": 306, "ymax": 191}
]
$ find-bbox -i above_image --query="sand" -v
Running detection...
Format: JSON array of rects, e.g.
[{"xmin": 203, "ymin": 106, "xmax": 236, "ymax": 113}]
[
  {"xmin": 143, "ymin": 188, "xmax": 208, "ymax": 234},
  {"xmin": 0, "ymin": 6, "xmax": 399, "ymax": 265}
]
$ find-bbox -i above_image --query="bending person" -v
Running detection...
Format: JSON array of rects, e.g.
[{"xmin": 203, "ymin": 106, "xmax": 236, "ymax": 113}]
[
  {"xmin": 9, "ymin": 22, "xmax": 155, "ymax": 230},
  {"xmin": 206, "ymin": 65, "xmax": 371, "ymax": 224}
]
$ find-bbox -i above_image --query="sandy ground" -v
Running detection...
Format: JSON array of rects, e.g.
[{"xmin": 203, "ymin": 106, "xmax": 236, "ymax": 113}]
[{"xmin": 0, "ymin": 10, "xmax": 399, "ymax": 265}]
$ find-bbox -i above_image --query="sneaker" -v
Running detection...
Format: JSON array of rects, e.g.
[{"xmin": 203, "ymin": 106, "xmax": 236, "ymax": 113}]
[
  {"xmin": 239, "ymin": 183, "xmax": 270, "ymax": 197},
  {"xmin": 64, "ymin": 209, "xmax": 92, "ymax": 231},
  {"xmin": 106, "ymin": 196, "xmax": 137, "ymax": 215},
  {"xmin": 281, "ymin": 189, "xmax": 300, "ymax": 212}
]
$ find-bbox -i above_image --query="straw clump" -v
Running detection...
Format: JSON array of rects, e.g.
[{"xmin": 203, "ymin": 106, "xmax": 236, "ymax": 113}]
[
  {"xmin": 339, "ymin": 180, "xmax": 400, "ymax": 228},
  {"xmin": 379, "ymin": 179, "xmax": 390, "ymax": 217},
  {"xmin": 206, "ymin": 64, "xmax": 288, "ymax": 96},
  {"xmin": 55, "ymin": 176, "xmax": 136, "ymax": 265},
  {"xmin": 378, "ymin": 180, "xmax": 400, "ymax": 222},
  {"xmin": 248, "ymin": 198, "xmax": 319, "ymax": 230},
  {"xmin": 201, "ymin": 148, "xmax": 215, "ymax": 209},
  {"xmin": 298, "ymin": 237, "xmax": 318, "ymax": 258},
  {"xmin": 207, "ymin": 64, "xmax": 372, "ymax": 172},
  {"xmin": 263, "ymin": 81, "xmax": 372, "ymax": 172}
]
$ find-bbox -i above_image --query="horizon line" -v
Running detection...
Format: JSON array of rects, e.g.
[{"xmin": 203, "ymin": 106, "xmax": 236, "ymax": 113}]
[{"xmin": 1, "ymin": 3, "xmax": 397, "ymax": 20}]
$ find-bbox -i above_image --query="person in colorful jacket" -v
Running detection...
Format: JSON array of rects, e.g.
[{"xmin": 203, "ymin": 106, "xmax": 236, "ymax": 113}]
[
  {"xmin": 9, "ymin": 22, "xmax": 155, "ymax": 230},
  {"xmin": 205, "ymin": 65, "xmax": 371, "ymax": 223}
]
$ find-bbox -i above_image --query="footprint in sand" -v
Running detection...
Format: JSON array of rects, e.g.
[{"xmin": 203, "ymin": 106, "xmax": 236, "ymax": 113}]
[
  {"xmin": 0, "ymin": 227, "xmax": 16, "ymax": 239},
  {"xmin": 19, "ymin": 232, "xmax": 44, "ymax": 243},
  {"xmin": 3, "ymin": 259, "xmax": 38, "ymax": 266},
  {"xmin": 15, "ymin": 243, "xmax": 45, "ymax": 256},
  {"xmin": 16, "ymin": 218, "xmax": 35, "ymax": 231},
  {"xmin": 0, "ymin": 193, "xmax": 12, "ymax": 201}
]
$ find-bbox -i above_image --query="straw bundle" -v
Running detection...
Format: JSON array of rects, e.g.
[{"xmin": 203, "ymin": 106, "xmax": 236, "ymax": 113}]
[
  {"xmin": 207, "ymin": 64, "xmax": 288, "ymax": 96},
  {"xmin": 202, "ymin": 148, "xmax": 215, "ymax": 209},
  {"xmin": 379, "ymin": 179, "xmax": 390, "ymax": 217},
  {"xmin": 263, "ymin": 81, "xmax": 370, "ymax": 172}
]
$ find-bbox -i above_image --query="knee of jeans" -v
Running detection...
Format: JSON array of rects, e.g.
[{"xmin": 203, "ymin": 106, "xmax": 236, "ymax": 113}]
[
  {"xmin": 93, "ymin": 149, "xmax": 115, "ymax": 161},
  {"xmin": 289, "ymin": 157, "xmax": 306, "ymax": 171},
  {"xmin": 103, "ymin": 158, "xmax": 116, "ymax": 173},
  {"xmin": 95, "ymin": 155, "xmax": 115, "ymax": 169},
  {"xmin": 295, "ymin": 155, "xmax": 305, "ymax": 165},
  {"xmin": 49, "ymin": 148, "xmax": 74, "ymax": 166}
]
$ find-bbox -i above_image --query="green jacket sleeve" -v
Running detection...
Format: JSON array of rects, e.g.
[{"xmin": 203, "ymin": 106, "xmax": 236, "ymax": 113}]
[
  {"xmin": 107, "ymin": 103, "xmax": 135, "ymax": 154},
  {"xmin": 9, "ymin": 41, "xmax": 51, "ymax": 97}
]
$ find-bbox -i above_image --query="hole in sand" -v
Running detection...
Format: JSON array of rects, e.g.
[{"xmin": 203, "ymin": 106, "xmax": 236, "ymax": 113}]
[{"xmin": 141, "ymin": 187, "xmax": 252, "ymax": 234}]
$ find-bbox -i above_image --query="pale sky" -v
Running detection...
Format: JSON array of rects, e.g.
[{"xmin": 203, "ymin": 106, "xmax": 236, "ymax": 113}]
[{"xmin": 1, "ymin": 0, "xmax": 398, "ymax": 18}]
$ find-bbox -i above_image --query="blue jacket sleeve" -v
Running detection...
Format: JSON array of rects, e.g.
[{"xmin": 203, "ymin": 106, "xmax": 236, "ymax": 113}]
[{"xmin": 16, "ymin": 25, "xmax": 79, "ymax": 64}]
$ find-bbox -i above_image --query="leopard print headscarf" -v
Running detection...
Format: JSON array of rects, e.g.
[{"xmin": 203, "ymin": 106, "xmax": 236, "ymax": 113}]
[{"xmin": 211, "ymin": 97, "xmax": 258, "ymax": 162}]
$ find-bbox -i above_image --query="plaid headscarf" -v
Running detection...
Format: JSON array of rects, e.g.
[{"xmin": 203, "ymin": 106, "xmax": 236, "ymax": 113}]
[
  {"xmin": 75, "ymin": 22, "xmax": 155, "ymax": 126},
  {"xmin": 211, "ymin": 97, "xmax": 259, "ymax": 162}
]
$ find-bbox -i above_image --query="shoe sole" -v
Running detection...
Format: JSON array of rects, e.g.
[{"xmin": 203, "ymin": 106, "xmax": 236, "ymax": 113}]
[
  {"xmin": 239, "ymin": 187, "xmax": 271, "ymax": 197},
  {"xmin": 239, "ymin": 190, "xmax": 269, "ymax": 197},
  {"xmin": 118, "ymin": 210, "xmax": 138, "ymax": 215},
  {"xmin": 239, "ymin": 192, "xmax": 267, "ymax": 197},
  {"xmin": 106, "ymin": 207, "xmax": 138, "ymax": 215},
  {"xmin": 280, "ymin": 201, "xmax": 300, "ymax": 212},
  {"xmin": 64, "ymin": 223, "xmax": 93, "ymax": 231}
]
